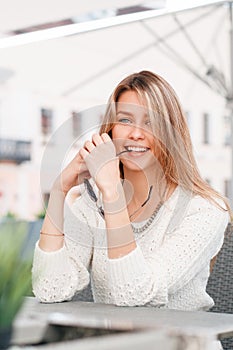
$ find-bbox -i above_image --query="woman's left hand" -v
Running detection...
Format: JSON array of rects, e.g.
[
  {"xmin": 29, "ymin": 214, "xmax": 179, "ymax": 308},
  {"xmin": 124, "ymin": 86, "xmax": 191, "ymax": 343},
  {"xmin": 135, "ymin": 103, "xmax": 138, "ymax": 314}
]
[{"xmin": 79, "ymin": 133, "xmax": 121, "ymax": 196}]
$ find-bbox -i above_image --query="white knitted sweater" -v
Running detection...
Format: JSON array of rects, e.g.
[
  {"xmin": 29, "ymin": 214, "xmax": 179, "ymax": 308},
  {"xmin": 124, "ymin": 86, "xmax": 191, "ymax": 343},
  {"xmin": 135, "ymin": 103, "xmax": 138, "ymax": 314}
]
[{"xmin": 32, "ymin": 185, "xmax": 229, "ymax": 310}]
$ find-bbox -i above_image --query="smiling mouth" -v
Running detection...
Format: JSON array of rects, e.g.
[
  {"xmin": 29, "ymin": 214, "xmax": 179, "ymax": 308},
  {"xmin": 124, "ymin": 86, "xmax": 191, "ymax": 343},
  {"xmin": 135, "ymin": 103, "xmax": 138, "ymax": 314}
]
[
  {"xmin": 116, "ymin": 146, "xmax": 150, "ymax": 157},
  {"xmin": 124, "ymin": 146, "xmax": 149, "ymax": 153}
]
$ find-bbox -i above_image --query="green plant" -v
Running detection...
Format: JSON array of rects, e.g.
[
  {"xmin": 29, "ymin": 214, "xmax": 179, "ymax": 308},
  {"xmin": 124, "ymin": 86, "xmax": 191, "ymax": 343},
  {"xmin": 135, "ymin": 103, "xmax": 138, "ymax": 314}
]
[
  {"xmin": 4, "ymin": 211, "xmax": 17, "ymax": 220},
  {"xmin": 35, "ymin": 208, "xmax": 46, "ymax": 220},
  {"xmin": 0, "ymin": 221, "xmax": 32, "ymax": 330}
]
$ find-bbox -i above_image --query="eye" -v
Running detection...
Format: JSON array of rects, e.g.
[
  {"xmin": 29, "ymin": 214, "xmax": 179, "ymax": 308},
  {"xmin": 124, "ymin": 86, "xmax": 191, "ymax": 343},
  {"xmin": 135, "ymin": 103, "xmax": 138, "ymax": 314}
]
[
  {"xmin": 118, "ymin": 118, "xmax": 132, "ymax": 124},
  {"xmin": 145, "ymin": 120, "xmax": 152, "ymax": 127}
]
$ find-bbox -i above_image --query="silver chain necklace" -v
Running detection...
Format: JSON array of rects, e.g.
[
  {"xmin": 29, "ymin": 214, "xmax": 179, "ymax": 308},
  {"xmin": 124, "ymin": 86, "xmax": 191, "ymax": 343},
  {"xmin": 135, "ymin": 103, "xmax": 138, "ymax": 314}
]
[
  {"xmin": 131, "ymin": 201, "xmax": 163, "ymax": 233},
  {"xmin": 129, "ymin": 185, "xmax": 153, "ymax": 219}
]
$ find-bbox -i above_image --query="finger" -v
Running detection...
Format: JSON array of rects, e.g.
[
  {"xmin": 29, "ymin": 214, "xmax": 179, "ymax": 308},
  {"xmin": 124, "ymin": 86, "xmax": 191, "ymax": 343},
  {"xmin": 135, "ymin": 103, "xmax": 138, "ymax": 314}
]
[
  {"xmin": 101, "ymin": 133, "xmax": 112, "ymax": 143},
  {"xmin": 92, "ymin": 133, "xmax": 103, "ymax": 146},
  {"xmin": 84, "ymin": 140, "xmax": 95, "ymax": 152},
  {"xmin": 77, "ymin": 160, "xmax": 88, "ymax": 173},
  {"xmin": 79, "ymin": 148, "xmax": 89, "ymax": 160}
]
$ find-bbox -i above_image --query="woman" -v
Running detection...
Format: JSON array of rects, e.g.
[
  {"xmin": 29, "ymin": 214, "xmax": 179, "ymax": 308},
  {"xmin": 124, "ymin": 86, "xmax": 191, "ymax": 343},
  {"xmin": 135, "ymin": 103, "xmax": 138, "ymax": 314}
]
[{"xmin": 32, "ymin": 71, "xmax": 230, "ymax": 311}]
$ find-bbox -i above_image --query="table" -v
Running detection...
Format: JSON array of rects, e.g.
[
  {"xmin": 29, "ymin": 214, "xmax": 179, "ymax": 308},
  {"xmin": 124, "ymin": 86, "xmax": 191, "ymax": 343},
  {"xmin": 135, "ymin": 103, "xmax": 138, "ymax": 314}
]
[
  {"xmin": 12, "ymin": 297, "xmax": 233, "ymax": 347},
  {"xmin": 10, "ymin": 330, "xmax": 187, "ymax": 350}
]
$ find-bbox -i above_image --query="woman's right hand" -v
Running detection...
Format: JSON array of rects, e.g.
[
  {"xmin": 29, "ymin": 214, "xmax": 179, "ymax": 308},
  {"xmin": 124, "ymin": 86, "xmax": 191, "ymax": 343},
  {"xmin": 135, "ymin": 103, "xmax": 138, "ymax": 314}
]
[
  {"xmin": 52, "ymin": 151, "xmax": 90, "ymax": 196},
  {"xmin": 39, "ymin": 154, "xmax": 89, "ymax": 251}
]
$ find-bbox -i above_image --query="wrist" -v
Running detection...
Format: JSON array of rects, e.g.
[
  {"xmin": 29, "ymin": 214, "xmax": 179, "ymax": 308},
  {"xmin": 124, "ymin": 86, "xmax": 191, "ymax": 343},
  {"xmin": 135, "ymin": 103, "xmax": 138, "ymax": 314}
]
[
  {"xmin": 52, "ymin": 178, "xmax": 65, "ymax": 194},
  {"xmin": 102, "ymin": 182, "xmax": 127, "ymax": 216},
  {"xmin": 50, "ymin": 187, "xmax": 66, "ymax": 200},
  {"xmin": 102, "ymin": 181, "xmax": 123, "ymax": 202}
]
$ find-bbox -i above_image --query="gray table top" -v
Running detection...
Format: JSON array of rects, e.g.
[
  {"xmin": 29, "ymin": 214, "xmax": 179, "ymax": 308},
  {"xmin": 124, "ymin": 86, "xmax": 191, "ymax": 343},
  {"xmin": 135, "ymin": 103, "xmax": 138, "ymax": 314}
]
[
  {"xmin": 10, "ymin": 331, "xmax": 186, "ymax": 350},
  {"xmin": 12, "ymin": 297, "xmax": 233, "ymax": 345}
]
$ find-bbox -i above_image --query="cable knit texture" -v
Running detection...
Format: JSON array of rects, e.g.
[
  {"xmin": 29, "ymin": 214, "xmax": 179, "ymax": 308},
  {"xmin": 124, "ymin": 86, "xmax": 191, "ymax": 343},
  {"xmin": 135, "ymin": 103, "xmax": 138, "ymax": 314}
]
[{"xmin": 32, "ymin": 185, "xmax": 229, "ymax": 310}]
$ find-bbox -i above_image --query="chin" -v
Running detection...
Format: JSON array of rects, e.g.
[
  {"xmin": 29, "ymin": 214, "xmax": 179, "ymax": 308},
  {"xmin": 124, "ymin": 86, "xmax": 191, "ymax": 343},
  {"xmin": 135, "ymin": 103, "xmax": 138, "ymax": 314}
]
[{"xmin": 121, "ymin": 157, "xmax": 155, "ymax": 172}]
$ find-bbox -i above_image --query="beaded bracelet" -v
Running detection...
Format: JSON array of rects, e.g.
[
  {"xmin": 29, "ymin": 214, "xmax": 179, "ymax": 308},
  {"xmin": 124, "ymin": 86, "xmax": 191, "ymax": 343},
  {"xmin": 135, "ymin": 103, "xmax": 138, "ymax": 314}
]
[{"xmin": 40, "ymin": 230, "xmax": 64, "ymax": 237}]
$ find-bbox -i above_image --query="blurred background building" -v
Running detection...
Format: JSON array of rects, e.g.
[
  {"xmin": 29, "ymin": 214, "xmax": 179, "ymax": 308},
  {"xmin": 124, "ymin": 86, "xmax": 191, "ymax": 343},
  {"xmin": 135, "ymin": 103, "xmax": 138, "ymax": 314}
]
[{"xmin": 0, "ymin": 0, "xmax": 231, "ymax": 219}]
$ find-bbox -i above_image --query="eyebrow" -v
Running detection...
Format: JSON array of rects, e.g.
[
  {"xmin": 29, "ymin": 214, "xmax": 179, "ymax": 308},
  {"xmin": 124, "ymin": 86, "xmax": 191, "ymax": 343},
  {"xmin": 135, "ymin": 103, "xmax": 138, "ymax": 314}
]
[
  {"xmin": 116, "ymin": 110, "xmax": 149, "ymax": 119},
  {"xmin": 116, "ymin": 110, "xmax": 134, "ymax": 117}
]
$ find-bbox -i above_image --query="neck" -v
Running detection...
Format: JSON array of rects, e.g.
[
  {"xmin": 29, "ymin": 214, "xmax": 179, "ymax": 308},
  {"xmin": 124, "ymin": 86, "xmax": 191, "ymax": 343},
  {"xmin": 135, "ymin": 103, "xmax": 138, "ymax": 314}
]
[
  {"xmin": 123, "ymin": 166, "xmax": 164, "ymax": 199},
  {"xmin": 124, "ymin": 171, "xmax": 150, "ymax": 201},
  {"xmin": 123, "ymin": 167, "xmax": 164, "ymax": 215},
  {"xmin": 122, "ymin": 167, "xmax": 176, "ymax": 221}
]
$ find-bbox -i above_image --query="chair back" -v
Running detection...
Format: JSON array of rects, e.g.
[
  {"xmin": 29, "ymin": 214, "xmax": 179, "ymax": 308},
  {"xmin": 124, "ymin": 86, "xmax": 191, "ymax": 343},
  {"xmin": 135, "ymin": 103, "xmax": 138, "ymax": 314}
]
[
  {"xmin": 206, "ymin": 222, "xmax": 233, "ymax": 350},
  {"xmin": 72, "ymin": 282, "xmax": 93, "ymax": 302}
]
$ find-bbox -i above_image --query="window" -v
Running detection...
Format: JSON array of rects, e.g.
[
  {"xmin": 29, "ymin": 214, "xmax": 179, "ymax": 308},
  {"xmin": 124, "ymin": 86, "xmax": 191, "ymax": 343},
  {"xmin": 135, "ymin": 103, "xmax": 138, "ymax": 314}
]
[
  {"xmin": 41, "ymin": 108, "xmax": 53, "ymax": 136},
  {"xmin": 203, "ymin": 112, "xmax": 210, "ymax": 144},
  {"xmin": 224, "ymin": 179, "xmax": 231, "ymax": 199},
  {"xmin": 72, "ymin": 111, "xmax": 82, "ymax": 138},
  {"xmin": 223, "ymin": 115, "xmax": 231, "ymax": 146}
]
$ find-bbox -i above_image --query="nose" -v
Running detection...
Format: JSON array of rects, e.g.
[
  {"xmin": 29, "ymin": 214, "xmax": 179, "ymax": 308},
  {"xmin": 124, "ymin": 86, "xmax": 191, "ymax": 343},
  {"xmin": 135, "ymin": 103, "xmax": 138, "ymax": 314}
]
[{"xmin": 128, "ymin": 124, "xmax": 145, "ymax": 140}]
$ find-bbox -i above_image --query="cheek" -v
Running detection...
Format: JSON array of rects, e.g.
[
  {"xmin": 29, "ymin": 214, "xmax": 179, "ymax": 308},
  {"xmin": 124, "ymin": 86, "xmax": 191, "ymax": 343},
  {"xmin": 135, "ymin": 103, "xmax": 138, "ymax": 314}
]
[
  {"xmin": 146, "ymin": 134, "xmax": 157, "ymax": 155},
  {"xmin": 112, "ymin": 125, "xmax": 130, "ymax": 152},
  {"xmin": 111, "ymin": 125, "xmax": 128, "ymax": 141},
  {"xmin": 151, "ymin": 139, "xmax": 160, "ymax": 158},
  {"xmin": 111, "ymin": 125, "xmax": 118, "ymax": 140}
]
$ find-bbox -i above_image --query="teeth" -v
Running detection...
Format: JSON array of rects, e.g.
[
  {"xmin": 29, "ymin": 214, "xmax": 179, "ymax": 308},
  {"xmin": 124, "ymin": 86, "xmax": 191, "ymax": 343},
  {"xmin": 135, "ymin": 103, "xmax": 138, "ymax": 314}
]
[{"xmin": 126, "ymin": 146, "xmax": 148, "ymax": 152}]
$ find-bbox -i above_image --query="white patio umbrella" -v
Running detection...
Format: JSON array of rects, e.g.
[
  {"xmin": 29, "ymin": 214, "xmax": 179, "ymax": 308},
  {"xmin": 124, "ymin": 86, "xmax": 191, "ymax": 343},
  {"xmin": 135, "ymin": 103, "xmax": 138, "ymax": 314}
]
[{"xmin": 0, "ymin": 0, "xmax": 232, "ymax": 204}]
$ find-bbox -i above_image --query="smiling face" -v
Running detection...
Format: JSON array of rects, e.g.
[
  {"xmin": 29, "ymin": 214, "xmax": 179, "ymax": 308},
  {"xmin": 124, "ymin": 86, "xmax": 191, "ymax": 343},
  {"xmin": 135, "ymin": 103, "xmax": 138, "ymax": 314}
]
[
  {"xmin": 99, "ymin": 71, "xmax": 200, "ymax": 198},
  {"xmin": 111, "ymin": 90, "xmax": 157, "ymax": 173}
]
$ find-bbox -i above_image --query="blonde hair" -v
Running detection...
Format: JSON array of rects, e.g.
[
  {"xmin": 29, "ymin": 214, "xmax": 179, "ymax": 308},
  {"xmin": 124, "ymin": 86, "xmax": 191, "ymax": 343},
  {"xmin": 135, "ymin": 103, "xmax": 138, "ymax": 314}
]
[{"xmin": 100, "ymin": 70, "xmax": 232, "ymax": 217}]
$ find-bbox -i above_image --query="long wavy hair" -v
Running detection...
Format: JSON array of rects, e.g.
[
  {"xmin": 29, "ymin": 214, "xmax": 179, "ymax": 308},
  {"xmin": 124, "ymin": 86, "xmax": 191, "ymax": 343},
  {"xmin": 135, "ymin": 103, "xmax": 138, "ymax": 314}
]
[{"xmin": 99, "ymin": 70, "xmax": 231, "ymax": 217}]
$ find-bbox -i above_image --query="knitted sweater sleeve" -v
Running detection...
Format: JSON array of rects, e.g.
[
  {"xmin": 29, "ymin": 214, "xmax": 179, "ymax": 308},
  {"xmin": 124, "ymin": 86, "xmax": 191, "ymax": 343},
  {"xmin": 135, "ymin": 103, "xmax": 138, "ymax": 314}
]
[
  {"xmin": 107, "ymin": 196, "xmax": 229, "ymax": 306},
  {"xmin": 32, "ymin": 193, "xmax": 94, "ymax": 303}
]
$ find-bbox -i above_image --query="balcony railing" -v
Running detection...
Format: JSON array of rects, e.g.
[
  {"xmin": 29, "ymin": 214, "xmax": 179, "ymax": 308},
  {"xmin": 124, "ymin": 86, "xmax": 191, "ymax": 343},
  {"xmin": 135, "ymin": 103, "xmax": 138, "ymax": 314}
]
[{"xmin": 0, "ymin": 138, "xmax": 31, "ymax": 164}]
